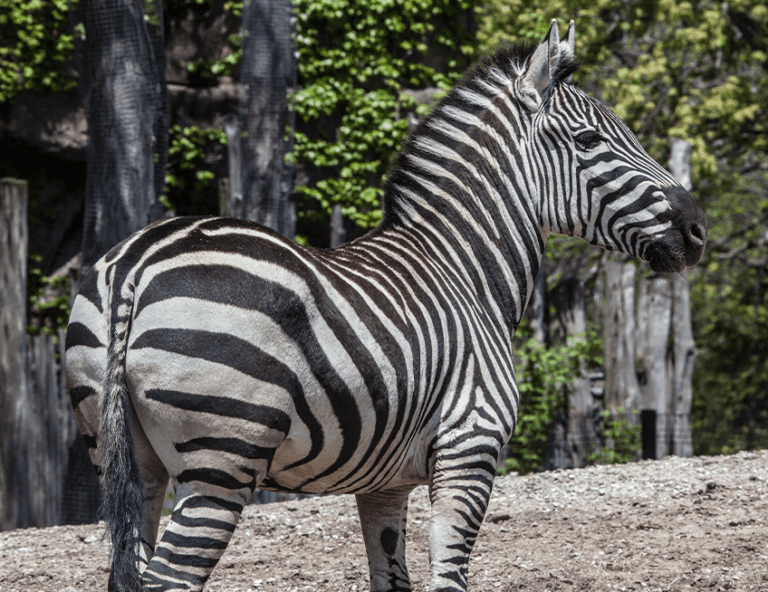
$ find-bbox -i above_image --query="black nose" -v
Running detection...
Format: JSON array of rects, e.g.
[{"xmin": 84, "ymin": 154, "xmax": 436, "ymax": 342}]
[{"xmin": 663, "ymin": 185, "xmax": 707, "ymax": 265}]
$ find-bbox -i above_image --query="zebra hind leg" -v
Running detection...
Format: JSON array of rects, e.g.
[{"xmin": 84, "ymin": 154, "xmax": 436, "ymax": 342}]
[
  {"xmin": 356, "ymin": 486, "xmax": 415, "ymax": 592},
  {"xmin": 108, "ymin": 467, "xmax": 169, "ymax": 591},
  {"xmin": 141, "ymin": 482, "xmax": 251, "ymax": 592}
]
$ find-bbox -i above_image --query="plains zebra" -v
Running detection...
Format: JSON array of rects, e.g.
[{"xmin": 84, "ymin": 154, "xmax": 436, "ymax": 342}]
[{"xmin": 66, "ymin": 19, "xmax": 706, "ymax": 592}]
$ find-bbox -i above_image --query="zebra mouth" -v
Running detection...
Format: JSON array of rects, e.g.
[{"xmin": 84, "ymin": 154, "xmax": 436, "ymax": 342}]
[
  {"xmin": 646, "ymin": 241, "xmax": 687, "ymax": 273},
  {"xmin": 645, "ymin": 226, "xmax": 706, "ymax": 273}
]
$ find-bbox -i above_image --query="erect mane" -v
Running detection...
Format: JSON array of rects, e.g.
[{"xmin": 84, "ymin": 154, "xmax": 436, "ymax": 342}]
[{"xmin": 379, "ymin": 44, "xmax": 580, "ymax": 228}]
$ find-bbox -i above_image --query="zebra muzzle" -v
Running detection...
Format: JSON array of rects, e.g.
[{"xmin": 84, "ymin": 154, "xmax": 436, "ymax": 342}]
[{"xmin": 646, "ymin": 186, "xmax": 708, "ymax": 272}]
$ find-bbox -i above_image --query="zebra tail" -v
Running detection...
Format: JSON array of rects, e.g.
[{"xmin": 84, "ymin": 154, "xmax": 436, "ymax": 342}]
[{"xmin": 100, "ymin": 283, "xmax": 144, "ymax": 592}]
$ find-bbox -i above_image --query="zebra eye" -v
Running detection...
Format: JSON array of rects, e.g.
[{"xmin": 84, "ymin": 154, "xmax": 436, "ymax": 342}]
[{"xmin": 574, "ymin": 130, "xmax": 602, "ymax": 148}]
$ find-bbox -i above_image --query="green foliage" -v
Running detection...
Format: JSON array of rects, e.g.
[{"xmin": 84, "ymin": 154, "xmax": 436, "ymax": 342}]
[
  {"xmin": 185, "ymin": 34, "xmax": 242, "ymax": 84},
  {"xmin": 691, "ymin": 275, "xmax": 768, "ymax": 455},
  {"xmin": 165, "ymin": 125, "xmax": 227, "ymax": 214},
  {"xmin": 162, "ymin": 485, "xmax": 175, "ymax": 516},
  {"xmin": 164, "ymin": 0, "xmax": 242, "ymax": 85},
  {"xmin": 690, "ymin": 174, "xmax": 768, "ymax": 455},
  {"xmin": 293, "ymin": 0, "xmax": 479, "ymax": 236},
  {"xmin": 27, "ymin": 254, "xmax": 70, "ymax": 335},
  {"xmin": 0, "ymin": 0, "xmax": 75, "ymax": 104},
  {"xmin": 587, "ymin": 407, "xmax": 641, "ymax": 465},
  {"xmin": 500, "ymin": 332, "xmax": 603, "ymax": 476}
]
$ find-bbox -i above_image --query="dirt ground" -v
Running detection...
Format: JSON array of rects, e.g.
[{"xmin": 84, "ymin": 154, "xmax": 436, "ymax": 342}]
[{"xmin": 1, "ymin": 450, "xmax": 767, "ymax": 592}]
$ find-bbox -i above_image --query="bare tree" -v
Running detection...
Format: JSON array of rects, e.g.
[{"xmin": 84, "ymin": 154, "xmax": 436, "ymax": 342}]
[
  {"xmin": 239, "ymin": 0, "xmax": 297, "ymax": 238},
  {"xmin": 72, "ymin": 0, "xmax": 169, "ymax": 270},
  {"xmin": 0, "ymin": 179, "xmax": 29, "ymax": 530}
]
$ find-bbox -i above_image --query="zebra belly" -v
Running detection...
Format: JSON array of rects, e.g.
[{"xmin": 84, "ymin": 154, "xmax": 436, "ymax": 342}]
[{"xmin": 262, "ymin": 423, "xmax": 434, "ymax": 495}]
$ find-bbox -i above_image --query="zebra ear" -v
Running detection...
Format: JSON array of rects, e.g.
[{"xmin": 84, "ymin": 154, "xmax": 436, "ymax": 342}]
[
  {"xmin": 561, "ymin": 20, "xmax": 576, "ymax": 82},
  {"xmin": 519, "ymin": 19, "xmax": 560, "ymax": 111},
  {"xmin": 562, "ymin": 20, "xmax": 575, "ymax": 54}
]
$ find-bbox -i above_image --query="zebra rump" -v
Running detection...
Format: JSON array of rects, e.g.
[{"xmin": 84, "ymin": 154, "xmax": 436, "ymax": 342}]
[{"xmin": 65, "ymin": 18, "xmax": 706, "ymax": 592}]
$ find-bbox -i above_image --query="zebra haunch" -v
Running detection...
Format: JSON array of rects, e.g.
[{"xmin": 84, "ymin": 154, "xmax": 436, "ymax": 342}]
[{"xmin": 65, "ymin": 19, "xmax": 706, "ymax": 592}]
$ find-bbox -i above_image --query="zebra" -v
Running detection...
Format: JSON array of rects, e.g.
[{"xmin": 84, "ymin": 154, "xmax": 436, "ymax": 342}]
[{"xmin": 65, "ymin": 19, "xmax": 706, "ymax": 592}]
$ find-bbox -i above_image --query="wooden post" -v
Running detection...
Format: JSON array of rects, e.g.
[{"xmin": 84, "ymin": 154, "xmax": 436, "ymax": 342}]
[
  {"xmin": 0, "ymin": 180, "xmax": 99, "ymax": 530},
  {"xmin": 25, "ymin": 333, "xmax": 66, "ymax": 526},
  {"xmin": 0, "ymin": 178, "xmax": 29, "ymax": 530}
]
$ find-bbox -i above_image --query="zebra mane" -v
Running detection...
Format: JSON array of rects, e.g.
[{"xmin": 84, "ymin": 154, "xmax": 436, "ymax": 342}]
[
  {"xmin": 485, "ymin": 43, "xmax": 581, "ymax": 83},
  {"xmin": 380, "ymin": 44, "xmax": 580, "ymax": 228}
]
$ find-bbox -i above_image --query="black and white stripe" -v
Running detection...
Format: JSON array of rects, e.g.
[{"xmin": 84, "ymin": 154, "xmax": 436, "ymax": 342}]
[{"xmin": 66, "ymin": 19, "xmax": 706, "ymax": 592}]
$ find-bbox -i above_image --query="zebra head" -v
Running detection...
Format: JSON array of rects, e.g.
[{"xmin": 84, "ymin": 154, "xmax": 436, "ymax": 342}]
[{"xmin": 520, "ymin": 20, "xmax": 707, "ymax": 272}]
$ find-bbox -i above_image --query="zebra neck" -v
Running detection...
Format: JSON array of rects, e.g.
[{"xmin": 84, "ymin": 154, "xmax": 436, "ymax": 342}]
[{"xmin": 376, "ymin": 117, "xmax": 546, "ymax": 330}]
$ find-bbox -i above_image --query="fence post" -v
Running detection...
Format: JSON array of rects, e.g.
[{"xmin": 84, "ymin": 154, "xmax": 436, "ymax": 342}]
[
  {"xmin": 0, "ymin": 178, "xmax": 29, "ymax": 530},
  {"xmin": 641, "ymin": 409, "xmax": 657, "ymax": 460}
]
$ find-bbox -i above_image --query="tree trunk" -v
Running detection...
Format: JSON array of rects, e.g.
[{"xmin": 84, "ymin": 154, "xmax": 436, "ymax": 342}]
[
  {"xmin": 240, "ymin": 0, "xmax": 297, "ymax": 237},
  {"xmin": 668, "ymin": 138, "xmax": 696, "ymax": 458},
  {"xmin": 669, "ymin": 138, "xmax": 693, "ymax": 191},
  {"xmin": 223, "ymin": 114, "xmax": 244, "ymax": 217},
  {"xmin": 71, "ymin": 0, "xmax": 168, "ymax": 270},
  {"xmin": 554, "ymin": 277, "xmax": 594, "ymax": 468},
  {"xmin": 670, "ymin": 277, "xmax": 696, "ymax": 459},
  {"xmin": 0, "ymin": 179, "xmax": 29, "ymax": 530},
  {"xmin": 603, "ymin": 260, "xmax": 641, "ymax": 414},
  {"xmin": 636, "ymin": 278, "xmax": 672, "ymax": 459},
  {"xmin": 330, "ymin": 204, "xmax": 346, "ymax": 248},
  {"xmin": 530, "ymin": 261, "xmax": 548, "ymax": 344}
]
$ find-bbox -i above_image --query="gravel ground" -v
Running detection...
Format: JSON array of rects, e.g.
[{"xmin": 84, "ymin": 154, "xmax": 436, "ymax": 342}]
[{"xmin": 1, "ymin": 450, "xmax": 767, "ymax": 592}]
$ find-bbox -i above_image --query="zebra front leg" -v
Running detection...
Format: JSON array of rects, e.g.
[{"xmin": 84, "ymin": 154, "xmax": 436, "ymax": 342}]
[
  {"xmin": 427, "ymin": 465, "xmax": 495, "ymax": 592},
  {"xmin": 356, "ymin": 486, "xmax": 415, "ymax": 592}
]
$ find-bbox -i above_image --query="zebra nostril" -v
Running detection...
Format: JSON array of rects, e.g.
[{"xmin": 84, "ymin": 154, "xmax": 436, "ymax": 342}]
[{"xmin": 688, "ymin": 222, "xmax": 706, "ymax": 247}]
